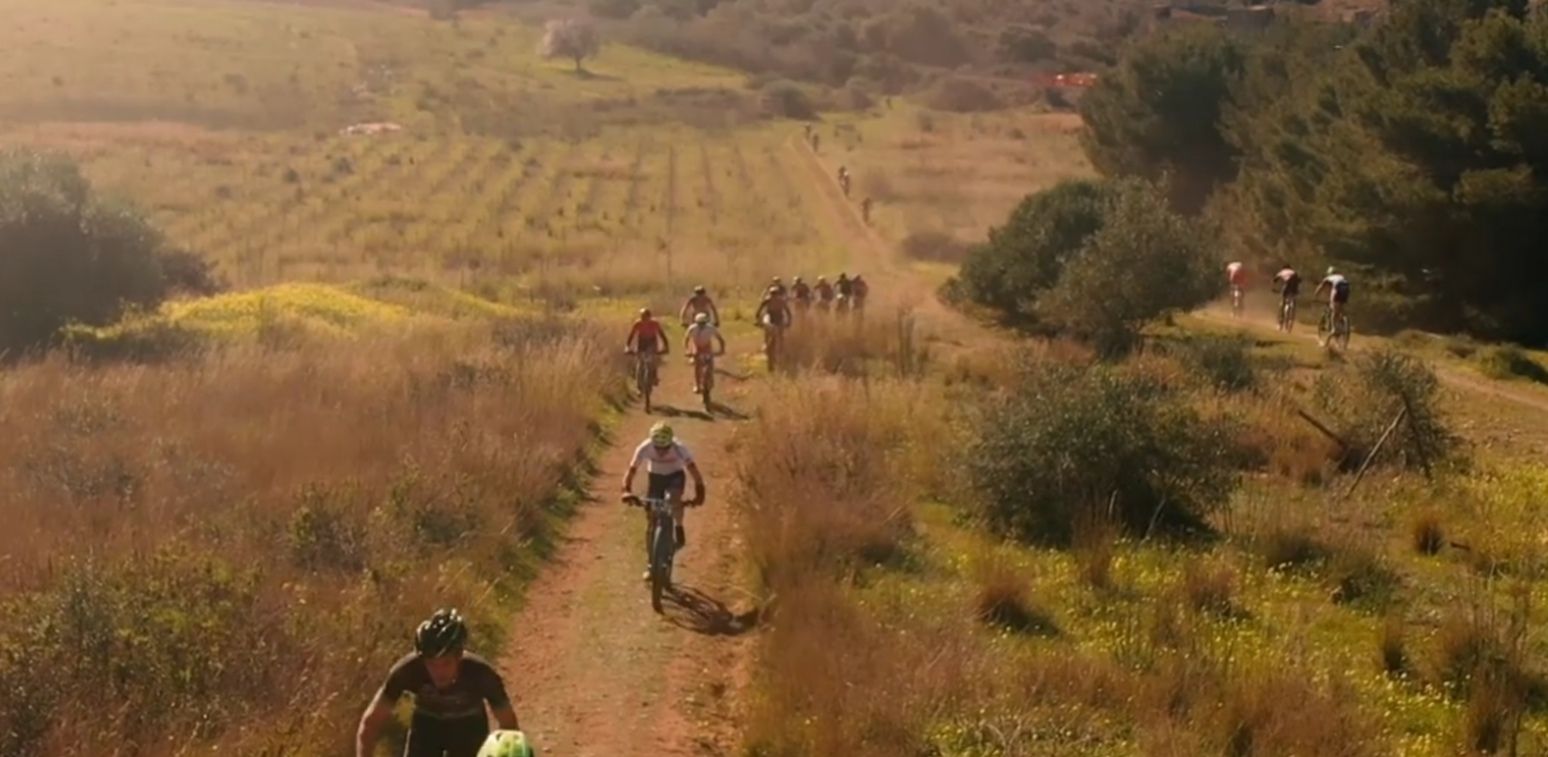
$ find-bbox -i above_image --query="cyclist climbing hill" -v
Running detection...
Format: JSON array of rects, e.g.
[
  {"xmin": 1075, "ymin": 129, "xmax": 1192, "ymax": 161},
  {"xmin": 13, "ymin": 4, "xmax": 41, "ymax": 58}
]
[
  {"xmin": 791, "ymin": 276, "xmax": 812, "ymax": 310},
  {"xmin": 1314, "ymin": 266, "xmax": 1352, "ymax": 342},
  {"xmin": 1273, "ymin": 264, "xmax": 1302, "ymax": 332},
  {"xmin": 1226, "ymin": 261, "xmax": 1248, "ymax": 316},
  {"xmin": 626, "ymin": 308, "xmax": 669, "ymax": 385},
  {"xmin": 679, "ymin": 285, "xmax": 719, "ymax": 327},
  {"xmin": 769, "ymin": 277, "xmax": 788, "ymax": 299},
  {"xmin": 851, "ymin": 274, "xmax": 869, "ymax": 313},
  {"xmin": 684, "ymin": 312, "xmax": 726, "ymax": 395},
  {"xmin": 356, "ymin": 609, "xmax": 520, "ymax": 757},
  {"xmin": 834, "ymin": 273, "xmax": 854, "ymax": 312},
  {"xmin": 622, "ymin": 422, "xmax": 707, "ymax": 581},
  {"xmin": 813, "ymin": 276, "xmax": 835, "ymax": 311}
]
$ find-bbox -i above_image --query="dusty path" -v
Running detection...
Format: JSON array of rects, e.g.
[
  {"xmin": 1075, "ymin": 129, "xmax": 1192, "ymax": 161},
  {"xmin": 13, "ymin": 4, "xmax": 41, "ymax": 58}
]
[{"xmin": 501, "ymin": 359, "xmax": 757, "ymax": 756}]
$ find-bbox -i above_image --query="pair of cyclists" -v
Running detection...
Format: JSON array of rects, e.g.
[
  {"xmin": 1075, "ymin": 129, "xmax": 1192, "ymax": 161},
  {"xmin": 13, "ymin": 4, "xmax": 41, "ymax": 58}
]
[
  {"xmin": 626, "ymin": 287, "xmax": 727, "ymax": 396},
  {"xmin": 1264, "ymin": 263, "xmax": 1352, "ymax": 340}
]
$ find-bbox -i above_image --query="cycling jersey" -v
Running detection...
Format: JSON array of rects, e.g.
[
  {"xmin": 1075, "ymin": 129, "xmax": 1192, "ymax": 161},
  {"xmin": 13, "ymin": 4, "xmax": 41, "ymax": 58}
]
[
  {"xmin": 633, "ymin": 440, "xmax": 694, "ymax": 475},
  {"xmin": 760, "ymin": 297, "xmax": 792, "ymax": 327},
  {"xmin": 852, "ymin": 279, "xmax": 869, "ymax": 299},
  {"xmin": 686, "ymin": 323, "xmax": 719, "ymax": 353},
  {"xmin": 629, "ymin": 320, "xmax": 666, "ymax": 352},
  {"xmin": 682, "ymin": 295, "xmax": 715, "ymax": 318},
  {"xmin": 814, "ymin": 283, "xmax": 834, "ymax": 302},
  {"xmin": 792, "ymin": 283, "xmax": 812, "ymax": 302},
  {"xmin": 1227, "ymin": 262, "xmax": 1246, "ymax": 287},
  {"xmin": 1275, "ymin": 269, "xmax": 1302, "ymax": 296},
  {"xmin": 835, "ymin": 279, "xmax": 854, "ymax": 297},
  {"xmin": 1323, "ymin": 275, "xmax": 1351, "ymax": 303},
  {"xmin": 378, "ymin": 652, "xmax": 511, "ymax": 757}
]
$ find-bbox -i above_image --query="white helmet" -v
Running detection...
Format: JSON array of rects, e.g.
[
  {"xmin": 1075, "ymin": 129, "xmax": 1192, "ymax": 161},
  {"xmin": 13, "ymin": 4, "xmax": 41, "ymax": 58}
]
[{"xmin": 1326, "ymin": 266, "xmax": 1337, "ymax": 276}]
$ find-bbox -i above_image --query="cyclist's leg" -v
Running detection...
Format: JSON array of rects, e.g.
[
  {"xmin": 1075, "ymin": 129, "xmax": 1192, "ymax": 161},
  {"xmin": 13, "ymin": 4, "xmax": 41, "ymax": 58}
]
[
  {"xmin": 665, "ymin": 474, "xmax": 688, "ymax": 549},
  {"xmin": 645, "ymin": 473, "xmax": 671, "ymax": 567}
]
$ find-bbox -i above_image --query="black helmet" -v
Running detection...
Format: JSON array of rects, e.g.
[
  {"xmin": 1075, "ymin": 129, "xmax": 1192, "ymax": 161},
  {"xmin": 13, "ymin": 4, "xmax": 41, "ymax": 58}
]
[{"xmin": 415, "ymin": 608, "xmax": 468, "ymax": 657}]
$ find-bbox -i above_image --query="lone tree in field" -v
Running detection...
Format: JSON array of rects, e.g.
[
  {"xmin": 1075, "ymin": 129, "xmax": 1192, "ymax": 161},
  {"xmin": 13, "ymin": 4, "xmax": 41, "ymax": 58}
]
[
  {"xmin": 541, "ymin": 18, "xmax": 602, "ymax": 73},
  {"xmin": 0, "ymin": 149, "xmax": 217, "ymax": 355}
]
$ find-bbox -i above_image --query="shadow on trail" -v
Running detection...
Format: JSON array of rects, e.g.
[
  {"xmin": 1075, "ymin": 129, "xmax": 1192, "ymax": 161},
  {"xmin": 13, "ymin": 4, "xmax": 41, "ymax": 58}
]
[
  {"xmin": 706, "ymin": 401, "xmax": 749, "ymax": 420},
  {"xmin": 653, "ymin": 404, "xmax": 713, "ymax": 422},
  {"xmin": 661, "ymin": 584, "xmax": 760, "ymax": 637}
]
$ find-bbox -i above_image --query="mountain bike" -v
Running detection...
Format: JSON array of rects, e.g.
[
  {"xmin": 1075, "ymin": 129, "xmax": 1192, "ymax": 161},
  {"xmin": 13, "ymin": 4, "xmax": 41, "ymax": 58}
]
[
  {"xmin": 629, "ymin": 349, "xmax": 658, "ymax": 413},
  {"xmin": 1318, "ymin": 305, "xmax": 1351, "ymax": 351},
  {"xmin": 623, "ymin": 493, "xmax": 689, "ymax": 612},
  {"xmin": 1278, "ymin": 295, "xmax": 1297, "ymax": 333},
  {"xmin": 762, "ymin": 316, "xmax": 786, "ymax": 372},
  {"xmin": 1231, "ymin": 285, "xmax": 1244, "ymax": 318},
  {"xmin": 690, "ymin": 352, "xmax": 717, "ymax": 411}
]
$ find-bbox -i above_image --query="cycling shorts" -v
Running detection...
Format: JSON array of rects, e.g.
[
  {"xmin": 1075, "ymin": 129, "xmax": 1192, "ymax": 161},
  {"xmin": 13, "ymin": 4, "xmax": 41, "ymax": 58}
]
[
  {"xmin": 1332, "ymin": 283, "xmax": 1350, "ymax": 304},
  {"xmin": 405, "ymin": 715, "xmax": 488, "ymax": 757}
]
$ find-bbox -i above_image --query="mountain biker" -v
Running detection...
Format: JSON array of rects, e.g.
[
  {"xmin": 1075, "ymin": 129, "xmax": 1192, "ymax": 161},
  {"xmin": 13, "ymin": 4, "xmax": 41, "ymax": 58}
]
[
  {"xmin": 622, "ymin": 422, "xmax": 707, "ymax": 581},
  {"xmin": 1273, "ymin": 264, "xmax": 1302, "ymax": 328},
  {"xmin": 834, "ymin": 273, "xmax": 854, "ymax": 312},
  {"xmin": 791, "ymin": 276, "xmax": 812, "ymax": 310},
  {"xmin": 684, "ymin": 312, "xmax": 726, "ymax": 395},
  {"xmin": 1314, "ymin": 266, "xmax": 1351, "ymax": 338},
  {"xmin": 679, "ymin": 285, "xmax": 719, "ymax": 327},
  {"xmin": 851, "ymin": 274, "xmax": 869, "ymax": 312},
  {"xmin": 478, "ymin": 731, "xmax": 535, "ymax": 757},
  {"xmin": 626, "ymin": 308, "xmax": 669, "ymax": 386},
  {"xmin": 838, "ymin": 166, "xmax": 851, "ymax": 196},
  {"xmin": 769, "ymin": 277, "xmax": 788, "ymax": 299},
  {"xmin": 356, "ymin": 609, "xmax": 520, "ymax": 757},
  {"xmin": 756, "ymin": 285, "xmax": 793, "ymax": 334},
  {"xmin": 1226, "ymin": 261, "xmax": 1247, "ymax": 314},
  {"xmin": 813, "ymin": 276, "xmax": 835, "ymax": 311}
]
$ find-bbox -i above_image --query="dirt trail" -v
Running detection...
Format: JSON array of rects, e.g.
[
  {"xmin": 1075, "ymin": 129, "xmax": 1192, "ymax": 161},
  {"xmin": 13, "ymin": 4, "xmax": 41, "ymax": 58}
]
[
  {"xmin": 501, "ymin": 364, "xmax": 757, "ymax": 756},
  {"xmin": 1194, "ymin": 306, "xmax": 1548, "ymax": 416}
]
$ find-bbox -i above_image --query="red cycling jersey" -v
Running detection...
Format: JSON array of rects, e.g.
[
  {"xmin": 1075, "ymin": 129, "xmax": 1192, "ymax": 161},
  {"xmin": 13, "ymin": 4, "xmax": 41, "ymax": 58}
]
[{"xmin": 629, "ymin": 320, "xmax": 666, "ymax": 352}]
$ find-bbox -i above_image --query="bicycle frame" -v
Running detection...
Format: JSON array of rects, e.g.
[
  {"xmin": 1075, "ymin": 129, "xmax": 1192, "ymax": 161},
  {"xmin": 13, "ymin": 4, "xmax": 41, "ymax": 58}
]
[{"xmin": 625, "ymin": 494, "xmax": 680, "ymax": 611}]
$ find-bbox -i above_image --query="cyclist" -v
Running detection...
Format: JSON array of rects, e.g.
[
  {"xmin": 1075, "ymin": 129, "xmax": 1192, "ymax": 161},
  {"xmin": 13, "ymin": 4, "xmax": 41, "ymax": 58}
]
[
  {"xmin": 684, "ymin": 312, "xmax": 725, "ymax": 395},
  {"xmin": 756, "ymin": 285, "xmax": 793, "ymax": 335},
  {"xmin": 679, "ymin": 285, "xmax": 719, "ymax": 327},
  {"xmin": 622, "ymin": 422, "xmax": 707, "ymax": 580},
  {"xmin": 1272, "ymin": 264, "xmax": 1302, "ymax": 332},
  {"xmin": 851, "ymin": 274, "xmax": 869, "ymax": 313},
  {"xmin": 625, "ymin": 308, "xmax": 669, "ymax": 387},
  {"xmin": 1226, "ymin": 261, "xmax": 1247, "ymax": 316},
  {"xmin": 356, "ymin": 609, "xmax": 519, "ymax": 757},
  {"xmin": 834, "ymin": 273, "xmax": 854, "ymax": 313},
  {"xmin": 837, "ymin": 165, "xmax": 851, "ymax": 197},
  {"xmin": 1314, "ymin": 266, "xmax": 1352, "ymax": 341},
  {"xmin": 814, "ymin": 276, "xmax": 835, "ymax": 311},
  {"xmin": 769, "ymin": 276, "xmax": 788, "ymax": 299},
  {"xmin": 791, "ymin": 276, "xmax": 813, "ymax": 311}
]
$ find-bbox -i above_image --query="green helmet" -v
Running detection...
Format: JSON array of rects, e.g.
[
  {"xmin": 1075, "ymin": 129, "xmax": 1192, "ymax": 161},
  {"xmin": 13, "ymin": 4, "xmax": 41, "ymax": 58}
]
[
  {"xmin": 650, "ymin": 422, "xmax": 674, "ymax": 447},
  {"xmin": 478, "ymin": 730, "xmax": 536, "ymax": 757}
]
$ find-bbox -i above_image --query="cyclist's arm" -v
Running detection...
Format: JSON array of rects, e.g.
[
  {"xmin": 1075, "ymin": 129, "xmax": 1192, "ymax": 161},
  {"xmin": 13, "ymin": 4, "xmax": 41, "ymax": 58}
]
[
  {"xmin": 754, "ymin": 301, "xmax": 768, "ymax": 321},
  {"xmin": 622, "ymin": 443, "xmax": 646, "ymax": 492},
  {"xmin": 491, "ymin": 702, "xmax": 519, "ymax": 730},
  {"xmin": 714, "ymin": 331, "xmax": 727, "ymax": 355},
  {"xmin": 686, "ymin": 460, "xmax": 707, "ymax": 504},
  {"xmin": 709, "ymin": 300, "xmax": 721, "ymax": 325},
  {"xmin": 625, "ymin": 323, "xmax": 640, "ymax": 351},
  {"xmin": 656, "ymin": 327, "xmax": 671, "ymax": 356},
  {"xmin": 355, "ymin": 689, "xmax": 395, "ymax": 757},
  {"xmin": 1313, "ymin": 280, "xmax": 1329, "ymax": 296}
]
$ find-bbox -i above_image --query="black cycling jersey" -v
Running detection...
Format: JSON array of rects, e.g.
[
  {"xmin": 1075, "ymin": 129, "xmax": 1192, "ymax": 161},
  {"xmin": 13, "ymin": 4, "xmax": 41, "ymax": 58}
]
[{"xmin": 378, "ymin": 652, "xmax": 511, "ymax": 757}]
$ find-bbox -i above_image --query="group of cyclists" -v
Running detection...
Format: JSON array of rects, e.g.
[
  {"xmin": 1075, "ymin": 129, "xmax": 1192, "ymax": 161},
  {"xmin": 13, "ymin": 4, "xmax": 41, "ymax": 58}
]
[
  {"xmin": 625, "ymin": 275, "xmax": 873, "ymax": 388},
  {"xmin": 1228, "ymin": 260, "xmax": 1353, "ymax": 346}
]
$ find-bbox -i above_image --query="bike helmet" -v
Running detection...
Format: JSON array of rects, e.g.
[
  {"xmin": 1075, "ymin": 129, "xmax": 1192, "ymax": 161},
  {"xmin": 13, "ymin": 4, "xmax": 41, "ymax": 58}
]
[
  {"xmin": 638, "ymin": 308, "xmax": 653, "ymax": 318},
  {"xmin": 693, "ymin": 285, "xmax": 706, "ymax": 295},
  {"xmin": 793, "ymin": 276, "xmax": 804, "ymax": 284},
  {"xmin": 415, "ymin": 608, "xmax": 468, "ymax": 657},
  {"xmin": 650, "ymin": 422, "xmax": 675, "ymax": 447},
  {"xmin": 694, "ymin": 313, "xmax": 711, "ymax": 325},
  {"xmin": 478, "ymin": 730, "xmax": 536, "ymax": 757},
  {"xmin": 767, "ymin": 285, "xmax": 781, "ymax": 296},
  {"xmin": 1326, "ymin": 266, "xmax": 1337, "ymax": 276},
  {"xmin": 816, "ymin": 276, "xmax": 827, "ymax": 284}
]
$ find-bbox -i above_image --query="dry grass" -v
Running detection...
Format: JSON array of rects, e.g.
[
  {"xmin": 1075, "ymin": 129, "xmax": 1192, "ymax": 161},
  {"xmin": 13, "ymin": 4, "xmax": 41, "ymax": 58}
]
[
  {"xmin": 970, "ymin": 553, "xmax": 1058, "ymax": 636},
  {"xmin": 1412, "ymin": 510, "xmax": 1448, "ymax": 555},
  {"xmin": 0, "ymin": 319, "xmax": 620, "ymax": 753},
  {"xmin": 1180, "ymin": 559, "xmax": 1240, "ymax": 617},
  {"xmin": 1380, "ymin": 615, "xmax": 1410, "ymax": 676}
]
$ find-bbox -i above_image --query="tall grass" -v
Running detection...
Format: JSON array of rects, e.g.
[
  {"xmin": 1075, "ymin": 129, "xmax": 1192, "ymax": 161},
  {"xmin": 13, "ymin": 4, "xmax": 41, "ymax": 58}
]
[{"xmin": 0, "ymin": 320, "xmax": 621, "ymax": 754}]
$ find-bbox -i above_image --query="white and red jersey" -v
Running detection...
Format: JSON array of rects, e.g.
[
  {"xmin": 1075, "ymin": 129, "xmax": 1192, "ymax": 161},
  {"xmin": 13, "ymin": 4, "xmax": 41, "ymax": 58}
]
[{"xmin": 632, "ymin": 441, "xmax": 694, "ymax": 475}]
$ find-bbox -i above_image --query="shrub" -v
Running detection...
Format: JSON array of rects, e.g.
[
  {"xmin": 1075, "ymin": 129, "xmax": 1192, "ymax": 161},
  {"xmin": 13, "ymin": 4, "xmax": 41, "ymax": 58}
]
[
  {"xmin": 971, "ymin": 555, "xmax": 1057, "ymax": 636},
  {"xmin": 0, "ymin": 150, "xmax": 186, "ymax": 355},
  {"xmin": 1328, "ymin": 545, "xmax": 1400, "ymax": 609},
  {"xmin": 900, "ymin": 230, "xmax": 972, "ymax": 262},
  {"xmin": 1314, "ymin": 349, "xmax": 1459, "ymax": 471},
  {"xmin": 1411, "ymin": 511, "xmax": 1447, "ymax": 555},
  {"xmin": 1475, "ymin": 345, "xmax": 1548, "ymax": 384},
  {"xmin": 921, "ymin": 77, "xmax": 1003, "ymax": 113},
  {"xmin": 998, "ymin": 25, "xmax": 1057, "ymax": 63},
  {"xmin": 1379, "ymin": 615, "xmax": 1409, "ymax": 676},
  {"xmin": 759, "ymin": 79, "xmax": 816, "ymax": 120},
  {"xmin": 1258, "ymin": 524, "xmax": 1327, "ymax": 571},
  {"xmin": 540, "ymin": 17, "xmax": 602, "ymax": 72},
  {"xmin": 969, "ymin": 361, "xmax": 1238, "ymax": 544},
  {"xmin": 1167, "ymin": 333, "xmax": 1257, "ymax": 391},
  {"xmin": 1180, "ymin": 559, "xmax": 1239, "ymax": 617}
]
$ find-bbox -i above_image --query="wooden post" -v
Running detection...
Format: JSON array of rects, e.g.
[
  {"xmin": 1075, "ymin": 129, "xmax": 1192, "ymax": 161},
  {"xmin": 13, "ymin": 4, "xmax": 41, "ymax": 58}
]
[
  {"xmin": 1294, "ymin": 407, "xmax": 1349, "ymax": 451},
  {"xmin": 1343, "ymin": 406, "xmax": 1408, "ymax": 501}
]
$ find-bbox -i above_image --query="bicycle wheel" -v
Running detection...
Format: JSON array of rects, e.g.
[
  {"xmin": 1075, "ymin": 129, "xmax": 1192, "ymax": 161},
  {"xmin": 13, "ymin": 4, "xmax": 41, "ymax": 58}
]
[
  {"xmin": 1285, "ymin": 300, "xmax": 1296, "ymax": 333},
  {"xmin": 650, "ymin": 517, "xmax": 674, "ymax": 612},
  {"xmin": 701, "ymin": 365, "xmax": 713, "ymax": 411},
  {"xmin": 639, "ymin": 361, "xmax": 654, "ymax": 413}
]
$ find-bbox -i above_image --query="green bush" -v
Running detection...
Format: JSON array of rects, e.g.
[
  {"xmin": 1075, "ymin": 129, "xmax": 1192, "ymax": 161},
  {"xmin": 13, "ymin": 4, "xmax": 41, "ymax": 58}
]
[
  {"xmin": 1314, "ymin": 349, "xmax": 1459, "ymax": 470},
  {"xmin": 958, "ymin": 180, "xmax": 1218, "ymax": 355},
  {"xmin": 969, "ymin": 362, "xmax": 1238, "ymax": 544},
  {"xmin": 1165, "ymin": 334, "xmax": 1257, "ymax": 391},
  {"xmin": 0, "ymin": 150, "xmax": 205, "ymax": 356},
  {"xmin": 1475, "ymin": 345, "xmax": 1548, "ymax": 385},
  {"xmin": 759, "ymin": 79, "xmax": 816, "ymax": 119}
]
